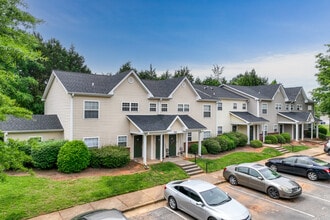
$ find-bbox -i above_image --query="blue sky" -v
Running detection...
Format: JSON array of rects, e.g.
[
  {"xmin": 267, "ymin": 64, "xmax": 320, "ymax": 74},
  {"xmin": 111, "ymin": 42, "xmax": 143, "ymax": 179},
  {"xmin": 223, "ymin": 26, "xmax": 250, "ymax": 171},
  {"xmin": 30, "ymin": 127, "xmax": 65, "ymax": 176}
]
[{"xmin": 25, "ymin": 0, "xmax": 330, "ymax": 95}]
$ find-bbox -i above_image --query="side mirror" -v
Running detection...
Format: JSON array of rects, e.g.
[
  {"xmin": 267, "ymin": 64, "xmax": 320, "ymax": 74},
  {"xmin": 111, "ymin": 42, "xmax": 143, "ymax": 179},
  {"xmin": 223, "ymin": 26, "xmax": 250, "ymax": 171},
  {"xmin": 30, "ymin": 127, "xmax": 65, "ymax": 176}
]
[
  {"xmin": 258, "ymin": 176, "xmax": 264, "ymax": 180},
  {"xmin": 196, "ymin": 201, "xmax": 204, "ymax": 207}
]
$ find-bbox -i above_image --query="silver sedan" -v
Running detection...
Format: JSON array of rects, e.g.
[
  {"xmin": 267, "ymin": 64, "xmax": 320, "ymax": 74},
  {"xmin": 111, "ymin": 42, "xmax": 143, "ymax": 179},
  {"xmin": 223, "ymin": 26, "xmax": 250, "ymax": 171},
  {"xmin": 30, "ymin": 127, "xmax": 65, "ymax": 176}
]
[
  {"xmin": 223, "ymin": 163, "xmax": 302, "ymax": 199},
  {"xmin": 164, "ymin": 179, "xmax": 251, "ymax": 220}
]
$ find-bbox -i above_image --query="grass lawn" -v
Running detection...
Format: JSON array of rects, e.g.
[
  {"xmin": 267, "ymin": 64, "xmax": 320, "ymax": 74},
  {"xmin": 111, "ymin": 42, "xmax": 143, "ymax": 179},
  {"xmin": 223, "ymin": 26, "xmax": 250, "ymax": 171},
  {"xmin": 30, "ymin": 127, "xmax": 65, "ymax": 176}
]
[
  {"xmin": 0, "ymin": 162, "xmax": 188, "ymax": 220},
  {"xmin": 283, "ymin": 145, "xmax": 310, "ymax": 152}
]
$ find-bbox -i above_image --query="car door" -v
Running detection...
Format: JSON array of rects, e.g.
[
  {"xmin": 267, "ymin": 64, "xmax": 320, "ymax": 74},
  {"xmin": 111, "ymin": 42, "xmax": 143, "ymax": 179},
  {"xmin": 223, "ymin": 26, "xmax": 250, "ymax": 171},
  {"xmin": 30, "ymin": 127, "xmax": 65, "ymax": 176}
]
[
  {"xmin": 174, "ymin": 186, "xmax": 192, "ymax": 214},
  {"xmin": 247, "ymin": 168, "xmax": 266, "ymax": 192},
  {"xmin": 278, "ymin": 157, "xmax": 297, "ymax": 174},
  {"xmin": 293, "ymin": 158, "xmax": 312, "ymax": 176},
  {"xmin": 235, "ymin": 166, "xmax": 250, "ymax": 185},
  {"xmin": 184, "ymin": 188, "xmax": 207, "ymax": 220}
]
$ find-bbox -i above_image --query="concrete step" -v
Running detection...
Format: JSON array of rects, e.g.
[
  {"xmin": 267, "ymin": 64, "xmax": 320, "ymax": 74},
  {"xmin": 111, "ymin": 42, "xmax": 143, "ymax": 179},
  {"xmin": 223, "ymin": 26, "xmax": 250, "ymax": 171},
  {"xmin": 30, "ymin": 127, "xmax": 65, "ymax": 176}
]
[
  {"xmin": 272, "ymin": 146, "xmax": 290, "ymax": 154},
  {"xmin": 179, "ymin": 163, "xmax": 204, "ymax": 176}
]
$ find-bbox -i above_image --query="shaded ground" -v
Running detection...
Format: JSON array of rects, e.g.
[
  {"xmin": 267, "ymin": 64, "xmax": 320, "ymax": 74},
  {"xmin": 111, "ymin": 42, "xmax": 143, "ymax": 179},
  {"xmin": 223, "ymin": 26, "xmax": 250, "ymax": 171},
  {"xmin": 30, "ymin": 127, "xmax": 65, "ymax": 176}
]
[{"xmin": 7, "ymin": 140, "xmax": 324, "ymax": 181}]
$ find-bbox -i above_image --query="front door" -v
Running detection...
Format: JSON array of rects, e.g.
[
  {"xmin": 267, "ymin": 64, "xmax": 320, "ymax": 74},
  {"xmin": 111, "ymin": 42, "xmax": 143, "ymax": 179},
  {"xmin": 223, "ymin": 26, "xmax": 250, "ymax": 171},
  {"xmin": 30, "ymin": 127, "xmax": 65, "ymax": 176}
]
[
  {"xmin": 134, "ymin": 135, "xmax": 143, "ymax": 158},
  {"xmin": 156, "ymin": 135, "xmax": 161, "ymax": 159},
  {"xmin": 249, "ymin": 125, "xmax": 254, "ymax": 141},
  {"xmin": 169, "ymin": 134, "xmax": 176, "ymax": 157}
]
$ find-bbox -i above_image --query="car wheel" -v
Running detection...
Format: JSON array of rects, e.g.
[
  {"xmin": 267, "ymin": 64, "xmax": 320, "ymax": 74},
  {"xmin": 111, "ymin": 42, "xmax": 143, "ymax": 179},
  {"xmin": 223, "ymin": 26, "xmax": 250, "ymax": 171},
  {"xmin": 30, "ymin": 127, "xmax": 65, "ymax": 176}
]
[
  {"xmin": 267, "ymin": 186, "xmax": 280, "ymax": 199},
  {"xmin": 228, "ymin": 175, "xmax": 238, "ymax": 185},
  {"xmin": 208, "ymin": 217, "xmax": 217, "ymax": 220},
  {"xmin": 269, "ymin": 164, "xmax": 278, "ymax": 172},
  {"xmin": 168, "ymin": 196, "xmax": 177, "ymax": 210},
  {"xmin": 307, "ymin": 171, "xmax": 318, "ymax": 181}
]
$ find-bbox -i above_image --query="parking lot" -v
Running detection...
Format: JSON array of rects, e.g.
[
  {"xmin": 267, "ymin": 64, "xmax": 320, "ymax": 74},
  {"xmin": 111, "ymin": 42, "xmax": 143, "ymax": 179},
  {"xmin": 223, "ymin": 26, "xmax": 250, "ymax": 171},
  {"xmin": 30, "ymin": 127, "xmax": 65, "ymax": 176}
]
[{"xmin": 125, "ymin": 154, "xmax": 330, "ymax": 220}]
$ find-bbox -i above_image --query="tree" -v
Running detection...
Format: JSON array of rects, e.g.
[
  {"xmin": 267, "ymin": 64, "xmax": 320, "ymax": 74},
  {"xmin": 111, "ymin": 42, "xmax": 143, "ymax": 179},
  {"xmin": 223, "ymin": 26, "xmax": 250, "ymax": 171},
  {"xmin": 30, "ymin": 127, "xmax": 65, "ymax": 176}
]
[
  {"xmin": 138, "ymin": 64, "xmax": 158, "ymax": 80},
  {"xmin": 212, "ymin": 64, "xmax": 226, "ymax": 84},
  {"xmin": 0, "ymin": 0, "xmax": 42, "ymax": 120},
  {"xmin": 312, "ymin": 44, "xmax": 330, "ymax": 129},
  {"xmin": 229, "ymin": 69, "xmax": 268, "ymax": 86},
  {"xmin": 173, "ymin": 66, "xmax": 194, "ymax": 82},
  {"xmin": 201, "ymin": 76, "xmax": 221, "ymax": 86},
  {"xmin": 159, "ymin": 70, "xmax": 172, "ymax": 80},
  {"xmin": 117, "ymin": 61, "xmax": 137, "ymax": 74}
]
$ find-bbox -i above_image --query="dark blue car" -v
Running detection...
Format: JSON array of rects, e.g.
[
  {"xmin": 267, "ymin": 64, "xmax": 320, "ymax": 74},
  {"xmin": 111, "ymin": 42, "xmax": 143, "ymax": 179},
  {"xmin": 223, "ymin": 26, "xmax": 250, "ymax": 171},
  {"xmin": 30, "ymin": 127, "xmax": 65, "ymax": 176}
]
[{"xmin": 265, "ymin": 155, "xmax": 330, "ymax": 181}]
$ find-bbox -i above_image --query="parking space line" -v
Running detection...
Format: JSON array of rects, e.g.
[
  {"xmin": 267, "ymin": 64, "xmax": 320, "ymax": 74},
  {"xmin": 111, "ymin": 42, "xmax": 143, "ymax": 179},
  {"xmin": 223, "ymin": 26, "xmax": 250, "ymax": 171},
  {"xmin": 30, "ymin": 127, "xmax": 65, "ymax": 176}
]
[
  {"xmin": 226, "ymin": 186, "xmax": 315, "ymax": 218},
  {"xmin": 303, "ymin": 193, "xmax": 330, "ymax": 203},
  {"xmin": 164, "ymin": 206, "xmax": 189, "ymax": 220}
]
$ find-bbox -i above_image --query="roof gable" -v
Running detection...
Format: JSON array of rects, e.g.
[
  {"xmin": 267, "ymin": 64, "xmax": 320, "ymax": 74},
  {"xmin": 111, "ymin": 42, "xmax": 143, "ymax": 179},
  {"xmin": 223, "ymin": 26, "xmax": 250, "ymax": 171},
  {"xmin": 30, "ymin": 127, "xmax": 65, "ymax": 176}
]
[
  {"xmin": 193, "ymin": 84, "xmax": 247, "ymax": 100},
  {"xmin": 224, "ymin": 84, "xmax": 282, "ymax": 100}
]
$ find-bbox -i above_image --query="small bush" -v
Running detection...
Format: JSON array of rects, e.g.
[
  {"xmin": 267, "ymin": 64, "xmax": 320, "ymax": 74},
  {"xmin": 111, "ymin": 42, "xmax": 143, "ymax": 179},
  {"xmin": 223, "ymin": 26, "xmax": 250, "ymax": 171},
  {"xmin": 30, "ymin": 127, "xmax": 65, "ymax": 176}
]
[
  {"xmin": 89, "ymin": 146, "xmax": 130, "ymax": 168},
  {"xmin": 265, "ymin": 135, "xmax": 278, "ymax": 144},
  {"xmin": 250, "ymin": 140, "xmax": 263, "ymax": 148},
  {"xmin": 281, "ymin": 133, "xmax": 291, "ymax": 143},
  {"xmin": 31, "ymin": 140, "xmax": 67, "ymax": 169},
  {"xmin": 217, "ymin": 135, "xmax": 235, "ymax": 151},
  {"xmin": 203, "ymin": 138, "xmax": 221, "ymax": 154},
  {"xmin": 265, "ymin": 140, "xmax": 272, "ymax": 144},
  {"xmin": 188, "ymin": 143, "xmax": 208, "ymax": 155},
  {"xmin": 57, "ymin": 140, "xmax": 90, "ymax": 173},
  {"xmin": 232, "ymin": 132, "xmax": 248, "ymax": 147},
  {"xmin": 319, "ymin": 126, "xmax": 327, "ymax": 135},
  {"xmin": 275, "ymin": 134, "xmax": 286, "ymax": 144},
  {"xmin": 0, "ymin": 144, "xmax": 31, "ymax": 172},
  {"xmin": 319, "ymin": 133, "xmax": 327, "ymax": 140}
]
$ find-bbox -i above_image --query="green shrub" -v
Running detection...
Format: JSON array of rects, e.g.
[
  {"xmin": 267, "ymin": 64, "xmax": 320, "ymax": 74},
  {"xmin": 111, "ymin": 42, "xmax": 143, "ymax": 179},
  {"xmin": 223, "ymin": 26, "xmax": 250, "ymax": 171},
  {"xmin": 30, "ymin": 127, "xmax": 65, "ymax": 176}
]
[
  {"xmin": 222, "ymin": 133, "xmax": 239, "ymax": 148},
  {"xmin": 203, "ymin": 138, "xmax": 221, "ymax": 154},
  {"xmin": 0, "ymin": 143, "xmax": 31, "ymax": 172},
  {"xmin": 275, "ymin": 134, "xmax": 286, "ymax": 144},
  {"xmin": 31, "ymin": 140, "xmax": 67, "ymax": 169},
  {"xmin": 265, "ymin": 140, "xmax": 272, "ymax": 144},
  {"xmin": 89, "ymin": 146, "xmax": 130, "ymax": 168},
  {"xmin": 232, "ymin": 132, "xmax": 248, "ymax": 147},
  {"xmin": 217, "ymin": 135, "xmax": 235, "ymax": 151},
  {"xmin": 281, "ymin": 133, "xmax": 291, "ymax": 143},
  {"xmin": 57, "ymin": 140, "xmax": 90, "ymax": 173},
  {"xmin": 265, "ymin": 135, "xmax": 278, "ymax": 144},
  {"xmin": 250, "ymin": 140, "xmax": 263, "ymax": 148},
  {"xmin": 319, "ymin": 126, "xmax": 327, "ymax": 135},
  {"xmin": 319, "ymin": 133, "xmax": 327, "ymax": 140},
  {"xmin": 188, "ymin": 143, "xmax": 208, "ymax": 155}
]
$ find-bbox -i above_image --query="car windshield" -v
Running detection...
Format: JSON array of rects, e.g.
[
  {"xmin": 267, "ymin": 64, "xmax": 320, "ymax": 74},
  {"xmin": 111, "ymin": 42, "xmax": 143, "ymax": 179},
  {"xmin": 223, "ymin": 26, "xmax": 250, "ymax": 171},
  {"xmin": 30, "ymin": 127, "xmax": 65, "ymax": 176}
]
[
  {"xmin": 259, "ymin": 168, "xmax": 281, "ymax": 180},
  {"xmin": 311, "ymin": 158, "xmax": 329, "ymax": 166},
  {"xmin": 200, "ymin": 187, "xmax": 231, "ymax": 206}
]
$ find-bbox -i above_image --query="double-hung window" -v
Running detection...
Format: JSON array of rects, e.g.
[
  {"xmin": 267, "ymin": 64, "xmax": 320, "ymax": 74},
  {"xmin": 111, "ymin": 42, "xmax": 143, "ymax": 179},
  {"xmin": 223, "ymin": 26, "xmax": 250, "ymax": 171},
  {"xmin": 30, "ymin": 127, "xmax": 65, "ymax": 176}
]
[
  {"xmin": 275, "ymin": 103, "xmax": 282, "ymax": 111},
  {"xmin": 117, "ymin": 136, "xmax": 127, "ymax": 147},
  {"xmin": 296, "ymin": 104, "xmax": 302, "ymax": 111},
  {"xmin": 161, "ymin": 103, "xmax": 168, "ymax": 112},
  {"xmin": 242, "ymin": 103, "xmax": 246, "ymax": 110},
  {"xmin": 233, "ymin": 103, "xmax": 237, "ymax": 110},
  {"xmin": 149, "ymin": 103, "xmax": 157, "ymax": 112},
  {"xmin": 217, "ymin": 102, "xmax": 222, "ymax": 111},
  {"xmin": 122, "ymin": 102, "xmax": 138, "ymax": 112},
  {"xmin": 178, "ymin": 104, "xmax": 189, "ymax": 112},
  {"xmin": 203, "ymin": 105, "xmax": 211, "ymax": 117},
  {"xmin": 84, "ymin": 101, "xmax": 99, "ymax": 118},
  {"xmin": 261, "ymin": 103, "xmax": 268, "ymax": 114},
  {"xmin": 84, "ymin": 137, "xmax": 99, "ymax": 148}
]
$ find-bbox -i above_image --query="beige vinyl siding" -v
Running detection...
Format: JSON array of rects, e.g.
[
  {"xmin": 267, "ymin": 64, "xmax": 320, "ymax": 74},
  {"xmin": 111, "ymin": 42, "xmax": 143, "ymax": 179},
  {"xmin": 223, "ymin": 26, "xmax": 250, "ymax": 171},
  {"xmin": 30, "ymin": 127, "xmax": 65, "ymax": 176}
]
[
  {"xmin": 6, "ymin": 131, "xmax": 63, "ymax": 141},
  {"xmin": 44, "ymin": 77, "xmax": 71, "ymax": 140},
  {"xmin": 218, "ymin": 100, "xmax": 247, "ymax": 133}
]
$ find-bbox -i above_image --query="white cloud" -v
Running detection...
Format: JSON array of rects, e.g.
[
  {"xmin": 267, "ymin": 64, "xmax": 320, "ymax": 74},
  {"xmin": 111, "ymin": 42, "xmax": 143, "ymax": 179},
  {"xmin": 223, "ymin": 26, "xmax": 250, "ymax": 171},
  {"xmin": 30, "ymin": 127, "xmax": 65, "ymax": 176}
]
[{"xmin": 190, "ymin": 51, "xmax": 319, "ymax": 96}]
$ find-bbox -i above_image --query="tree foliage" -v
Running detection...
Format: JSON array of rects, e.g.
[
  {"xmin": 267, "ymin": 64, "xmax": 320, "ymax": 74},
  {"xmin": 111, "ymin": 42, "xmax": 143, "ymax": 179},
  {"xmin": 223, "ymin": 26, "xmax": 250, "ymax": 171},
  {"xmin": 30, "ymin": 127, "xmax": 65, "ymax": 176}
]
[
  {"xmin": 173, "ymin": 66, "xmax": 194, "ymax": 82},
  {"xmin": 229, "ymin": 69, "xmax": 268, "ymax": 86},
  {"xmin": 312, "ymin": 44, "xmax": 330, "ymax": 126},
  {"xmin": 138, "ymin": 64, "xmax": 158, "ymax": 80}
]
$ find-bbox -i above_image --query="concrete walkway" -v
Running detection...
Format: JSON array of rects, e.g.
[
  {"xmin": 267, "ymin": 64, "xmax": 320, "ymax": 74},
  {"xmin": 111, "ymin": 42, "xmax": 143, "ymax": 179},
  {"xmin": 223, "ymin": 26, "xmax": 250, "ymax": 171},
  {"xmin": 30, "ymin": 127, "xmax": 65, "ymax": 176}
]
[{"xmin": 29, "ymin": 142, "xmax": 326, "ymax": 220}]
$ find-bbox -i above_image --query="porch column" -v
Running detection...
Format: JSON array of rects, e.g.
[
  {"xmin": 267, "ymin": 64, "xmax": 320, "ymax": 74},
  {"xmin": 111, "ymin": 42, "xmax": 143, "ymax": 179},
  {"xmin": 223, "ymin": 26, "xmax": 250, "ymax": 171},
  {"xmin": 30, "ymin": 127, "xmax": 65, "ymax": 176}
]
[
  {"xmin": 316, "ymin": 122, "xmax": 319, "ymax": 138},
  {"xmin": 295, "ymin": 123, "xmax": 299, "ymax": 141},
  {"xmin": 160, "ymin": 134, "xmax": 163, "ymax": 162},
  {"xmin": 291, "ymin": 125, "xmax": 294, "ymax": 141},
  {"xmin": 257, "ymin": 125, "xmax": 260, "ymax": 141},
  {"xmin": 198, "ymin": 131, "xmax": 202, "ymax": 156},
  {"xmin": 310, "ymin": 123, "xmax": 313, "ymax": 140},
  {"xmin": 247, "ymin": 124, "xmax": 250, "ymax": 144},
  {"xmin": 142, "ymin": 134, "xmax": 147, "ymax": 165},
  {"xmin": 262, "ymin": 124, "xmax": 265, "ymax": 142},
  {"xmin": 301, "ymin": 124, "xmax": 304, "ymax": 140},
  {"xmin": 185, "ymin": 132, "xmax": 189, "ymax": 158}
]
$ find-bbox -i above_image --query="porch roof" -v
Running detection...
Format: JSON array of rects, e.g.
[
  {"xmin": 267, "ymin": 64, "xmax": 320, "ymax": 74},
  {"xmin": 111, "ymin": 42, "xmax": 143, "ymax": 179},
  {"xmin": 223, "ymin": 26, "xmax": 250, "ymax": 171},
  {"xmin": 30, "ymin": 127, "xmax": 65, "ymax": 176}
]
[
  {"xmin": 277, "ymin": 112, "xmax": 314, "ymax": 123},
  {"xmin": 230, "ymin": 111, "xmax": 269, "ymax": 124},
  {"xmin": 126, "ymin": 114, "xmax": 206, "ymax": 133}
]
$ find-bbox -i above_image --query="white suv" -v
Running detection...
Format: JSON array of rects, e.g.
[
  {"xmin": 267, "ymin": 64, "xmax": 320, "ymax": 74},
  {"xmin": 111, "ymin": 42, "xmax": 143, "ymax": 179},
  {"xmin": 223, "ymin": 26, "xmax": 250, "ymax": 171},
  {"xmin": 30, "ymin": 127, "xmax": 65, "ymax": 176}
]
[{"xmin": 324, "ymin": 140, "xmax": 330, "ymax": 154}]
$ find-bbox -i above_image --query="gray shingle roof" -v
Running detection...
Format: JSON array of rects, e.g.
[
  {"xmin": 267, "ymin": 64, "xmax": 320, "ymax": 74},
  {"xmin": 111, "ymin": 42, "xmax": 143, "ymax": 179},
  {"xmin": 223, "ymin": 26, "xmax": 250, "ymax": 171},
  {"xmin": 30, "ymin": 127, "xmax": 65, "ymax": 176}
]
[
  {"xmin": 53, "ymin": 70, "xmax": 131, "ymax": 95},
  {"xmin": 284, "ymin": 87, "xmax": 302, "ymax": 102},
  {"xmin": 278, "ymin": 112, "xmax": 313, "ymax": 122},
  {"xmin": 142, "ymin": 77, "xmax": 185, "ymax": 98},
  {"xmin": 193, "ymin": 84, "xmax": 247, "ymax": 100},
  {"xmin": 227, "ymin": 84, "xmax": 281, "ymax": 100},
  {"xmin": 0, "ymin": 115, "xmax": 63, "ymax": 132},
  {"xmin": 127, "ymin": 114, "xmax": 206, "ymax": 132},
  {"xmin": 230, "ymin": 112, "xmax": 269, "ymax": 123}
]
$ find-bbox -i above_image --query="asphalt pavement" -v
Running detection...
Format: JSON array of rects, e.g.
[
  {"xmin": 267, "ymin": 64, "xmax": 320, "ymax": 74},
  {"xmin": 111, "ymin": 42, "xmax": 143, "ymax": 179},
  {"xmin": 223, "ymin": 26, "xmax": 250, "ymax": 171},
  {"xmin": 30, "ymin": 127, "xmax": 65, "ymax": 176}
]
[{"xmin": 29, "ymin": 141, "xmax": 326, "ymax": 220}]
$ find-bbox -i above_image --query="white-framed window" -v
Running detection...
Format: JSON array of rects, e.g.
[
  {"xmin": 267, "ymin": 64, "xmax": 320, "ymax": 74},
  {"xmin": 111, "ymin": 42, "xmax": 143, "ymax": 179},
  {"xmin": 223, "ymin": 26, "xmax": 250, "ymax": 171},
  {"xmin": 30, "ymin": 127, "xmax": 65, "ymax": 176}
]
[
  {"xmin": 261, "ymin": 103, "xmax": 268, "ymax": 114},
  {"xmin": 296, "ymin": 104, "xmax": 302, "ymax": 111},
  {"xmin": 275, "ymin": 103, "xmax": 282, "ymax": 111},
  {"xmin": 203, "ymin": 105, "xmax": 211, "ymax": 117},
  {"xmin": 84, "ymin": 101, "xmax": 99, "ymax": 118},
  {"xmin": 233, "ymin": 103, "xmax": 237, "ymax": 110},
  {"xmin": 203, "ymin": 131, "xmax": 211, "ymax": 140},
  {"xmin": 217, "ymin": 126, "xmax": 223, "ymax": 135},
  {"xmin": 117, "ymin": 135, "xmax": 127, "ymax": 147},
  {"xmin": 217, "ymin": 102, "xmax": 222, "ymax": 111},
  {"xmin": 161, "ymin": 103, "xmax": 168, "ymax": 112},
  {"xmin": 84, "ymin": 137, "xmax": 99, "ymax": 148},
  {"xmin": 28, "ymin": 136, "xmax": 42, "ymax": 142},
  {"xmin": 285, "ymin": 104, "xmax": 289, "ymax": 111},
  {"xmin": 242, "ymin": 103, "xmax": 246, "ymax": 110},
  {"xmin": 149, "ymin": 103, "xmax": 157, "ymax": 112},
  {"xmin": 178, "ymin": 104, "xmax": 189, "ymax": 112},
  {"xmin": 264, "ymin": 124, "xmax": 268, "ymax": 135},
  {"xmin": 273, "ymin": 124, "xmax": 278, "ymax": 132},
  {"xmin": 290, "ymin": 104, "xmax": 294, "ymax": 111},
  {"xmin": 307, "ymin": 105, "xmax": 312, "ymax": 111},
  {"xmin": 187, "ymin": 132, "xmax": 192, "ymax": 141},
  {"xmin": 122, "ymin": 102, "xmax": 138, "ymax": 112}
]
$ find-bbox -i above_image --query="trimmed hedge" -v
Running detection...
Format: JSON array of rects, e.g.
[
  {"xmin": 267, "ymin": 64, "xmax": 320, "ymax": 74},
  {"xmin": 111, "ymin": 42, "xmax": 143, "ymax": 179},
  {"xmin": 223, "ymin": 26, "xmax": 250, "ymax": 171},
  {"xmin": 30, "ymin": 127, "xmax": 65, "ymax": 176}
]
[
  {"xmin": 31, "ymin": 140, "xmax": 67, "ymax": 169},
  {"xmin": 225, "ymin": 132, "xmax": 248, "ymax": 147},
  {"xmin": 281, "ymin": 133, "xmax": 291, "ymax": 143},
  {"xmin": 188, "ymin": 143, "xmax": 208, "ymax": 155},
  {"xmin": 57, "ymin": 140, "xmax": 90, "ymax": 173},
  {"xmin": 250, "ymin": 140, "xmax": 263, "ymax": 148},
  {"xmin": 275, "ymin": 134, "xmax": 286, "ymax": 144},
  {"xmin": 265, "ymin": 135, "xmax": 278, "ymax": 144},
  {"xmin": 203, "ymin": 138, "xmax": 221, "ymax": 154},
  {"xmin": 89, "ymin": 146, "xmax": 130, "ymax": 168},
  {"xmin": 217, "ymin": 135, "xmax": 235, "ymax": 151}
]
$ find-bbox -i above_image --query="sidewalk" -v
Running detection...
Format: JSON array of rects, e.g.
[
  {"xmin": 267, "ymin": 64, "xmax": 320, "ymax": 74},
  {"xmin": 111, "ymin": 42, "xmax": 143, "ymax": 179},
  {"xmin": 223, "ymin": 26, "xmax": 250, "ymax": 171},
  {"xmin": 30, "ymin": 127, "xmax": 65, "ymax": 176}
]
[{"xmin": 29, "ymin": 143, "xmax": 325, "ymax": 220}]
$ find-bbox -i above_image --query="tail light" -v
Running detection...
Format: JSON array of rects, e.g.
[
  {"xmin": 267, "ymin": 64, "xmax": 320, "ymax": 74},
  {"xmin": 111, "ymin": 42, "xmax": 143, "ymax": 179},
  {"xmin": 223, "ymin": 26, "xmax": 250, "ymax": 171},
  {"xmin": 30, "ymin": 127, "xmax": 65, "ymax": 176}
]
[
  {"xmin": 324, "ymin": 168, "xmax": 330, "ymax": 173},
  {"xmin": 164, "ymin": 186, "xmax": 167, "ymax": 190},
  {"xmin": 224, "ymin": 167, "xmax": 227, "ymax": 172}
]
